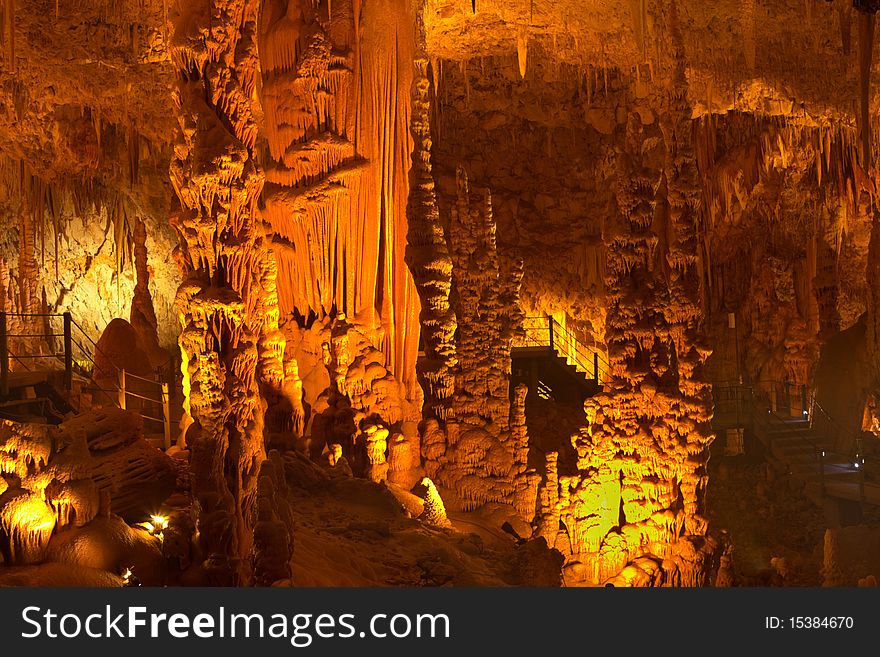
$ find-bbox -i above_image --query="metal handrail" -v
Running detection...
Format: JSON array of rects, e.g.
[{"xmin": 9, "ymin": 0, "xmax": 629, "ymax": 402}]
[
  {"xmin": 713, "ymin": 379, "xmax": 874, "ymax": 497},
  {"xmin": 17, "ymin": 314, "xmax": 169, "ymax": 399},
  {"xmin": 810, "ymin": 393, "xmax": 867, "ymax": 466},
  {"xmin": 515, "ymin": 315, "xmax": 611, "ymax": 382},
  {"xmin": 7, "ymin": 346, "xmax": 32, "ymax": 372},
  {"xmin": 0, "ymin": 311, "xmax": 177, "ymax": 449},
  {"xmin": 520, "ymin": 317, "xmax": 611, "ymax": 364}
]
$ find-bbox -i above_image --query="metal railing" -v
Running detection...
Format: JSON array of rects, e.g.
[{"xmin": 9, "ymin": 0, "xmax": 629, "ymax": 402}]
[
  {"xmin": 809, "ymin": 393, "xmax": 866, "ymax": 465},
  {"xmin": 512, "ymin": 316, "xmax": 611, "ymax": 383},
  {"xmin": 807, "ymin": 394, "xmax": 874, "ymax": 503},
  {"xmin": 711, "ymin": 379, "xmax": 877, "ymax": 501},
  {"xmin": 0, "ymin": 311, "xmax": 176, "ymax": 449}
]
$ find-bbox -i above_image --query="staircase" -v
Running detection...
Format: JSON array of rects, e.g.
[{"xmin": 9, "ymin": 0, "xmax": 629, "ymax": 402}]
[
  {"xmin": 511, "ymin": 316, "xmax": 608, "ymax": 404},
  {"xmin": 0, "ymin": 311, "xmax": 179, "ymax": 449},
  {"xmin": 760, "ymin": 413, "xmax": 880, "ymax": 508},
  {"xmin": 717, "ymin": 382, "xmax": 880, "ymax": 512}
]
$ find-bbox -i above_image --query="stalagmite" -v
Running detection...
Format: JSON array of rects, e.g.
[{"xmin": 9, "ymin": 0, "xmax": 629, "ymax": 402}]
[
  {"xmin": 447, "ymin": 167, "xmax": 523, "ymax": 433},
  {"xmin": 418, "ymin": 476, "xmax": 452, "ymax": 528},
  {"xmin": 130, "ymin": 218, "xmax": 163, "ymax": 367},
  {"xmin": 406, "ymin": 13, "xmax": 457, "ymax": 422},
  {"xmin": 169, "ymin": 0, "xmax": 290, "ymax": 585}
]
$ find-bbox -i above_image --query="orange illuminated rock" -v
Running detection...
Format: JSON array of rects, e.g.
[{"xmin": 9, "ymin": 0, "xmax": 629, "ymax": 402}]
[{"xmin": 93, "ymin": 318, "xmax": 153, "ymax": 381}]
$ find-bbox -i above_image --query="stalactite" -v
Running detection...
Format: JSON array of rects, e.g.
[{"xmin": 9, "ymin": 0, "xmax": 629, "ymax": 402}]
[
  {"xmin": 858, "ymin": 8, "xmax": 875, "ymax": 169},
  {"xmin": 840, "ymin": 0, "xmax": 854, "ymax": 55},
  {"xmin": 127, "ymin": 122, "xmax": 140, "ymax": 187},
  {"xmin": 867, "ymin": 198, "xmax": 880, "ymax": 392},
  {"xmin": 3, "ymin": 0, "xmax": 14, "ymax": 73},
  {"xmin": 516, "ymin": 26, "xmax": 528, "ymax": 79},
  {"xmin": 741, "ymin": 0, "xmax": 755, "ymax": 71},
  {"xmin": 18, "ymin": 197, "xmax": 37, "ymax": 317}
]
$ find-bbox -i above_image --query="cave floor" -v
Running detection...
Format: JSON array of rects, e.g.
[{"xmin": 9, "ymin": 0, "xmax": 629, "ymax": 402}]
[
  {"xmin": 286, "ymin": 469, "xmax": 550, "ymax": 587},
  {"xmin": 706, "ymin": 449, "xmax": 827, "ymax": 585}
]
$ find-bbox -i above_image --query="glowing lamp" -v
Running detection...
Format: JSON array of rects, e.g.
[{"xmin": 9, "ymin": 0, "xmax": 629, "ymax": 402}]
[
  {"xmin": 137, "ymin": 514, "xmax": 169, "ymax": 539},
  {"xmin": 150, "ymin": 514, "xmax": 169, "ymax": 532},
  {"xmin": 121, "ymin": 567, "xmax": 141, "ymax": 587}
]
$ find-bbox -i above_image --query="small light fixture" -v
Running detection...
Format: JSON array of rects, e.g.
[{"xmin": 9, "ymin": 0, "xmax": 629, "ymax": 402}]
[
  {"xmin": 121, "ymin": 567, "xmax": 140, "ymax": 587},
  {"xmin": 150, "ymin": 514, "xmax": 169, "ymax": 533},
  {"xmin": 137, "ymin": 514, "xmax": 169, "ymax": 539}
]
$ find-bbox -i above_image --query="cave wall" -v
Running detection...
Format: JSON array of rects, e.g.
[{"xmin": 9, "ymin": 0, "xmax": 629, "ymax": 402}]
[
  {"xmin": 0, "ymin": 1, "xmax": 180, "ymax": 356},
  {"xmin": 432, "ymin": 51, "xmax": 615, "ymax": 346}
]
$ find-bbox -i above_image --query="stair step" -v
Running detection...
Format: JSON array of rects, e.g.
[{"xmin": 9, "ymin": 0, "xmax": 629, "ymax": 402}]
[
  {"xmin": 773, "ymin": 439, "xmax": 826, "ymax": 449},
  {"xmin": 767, "ymin": 427, "xmax": 817, "ymax": 436},
  {"xmin": 770, "ymin": 437, "xmax": 831, "ymax": 449}
]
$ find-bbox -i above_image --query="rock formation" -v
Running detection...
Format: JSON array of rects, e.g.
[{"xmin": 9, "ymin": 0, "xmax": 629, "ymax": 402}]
[
  {"xmin": 0, "ymin": 408, "xmax": 174, "ymax": 565},
  {"xmin": 169, "ymin": 0, "xmax": 288, "ymax": 585},
  {"xmin": 4, "ymin": 0, "xmax": 880, "ymax": 590}
]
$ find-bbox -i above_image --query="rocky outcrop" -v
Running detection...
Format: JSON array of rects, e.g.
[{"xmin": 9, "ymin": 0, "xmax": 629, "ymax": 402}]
[{"xmin": 0, "ymin": 409, "xmax": 174, "ymax": 565}]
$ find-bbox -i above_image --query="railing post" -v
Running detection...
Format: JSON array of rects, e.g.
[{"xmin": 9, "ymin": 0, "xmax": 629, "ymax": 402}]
[
  {"xmin": 162, "ymin": 382, "xmax": 171, "ymax": 451},
  {"xmin": 118, "ymin": 369, "xmax": 126, "ymax": 410},
  {"xmin": 800, "ymin": 384, "xmax": 807, "ymax": 417},
  {"xmin": 593, "ymin": 352, "xmax": 599, "ymax": 382},
  {"xmin": 860, "ymin": 464, "xmax": 866, "ymax": 507},
  {"xmin": 0, "ymin": 311, "xmax": 7, "ymax": 397},
  {"xmin": 62, "ymin": 312, "xmax": 72, "ymax": 392},
  {"xmin": 547, "ymin": 316, "xmax": 554, "ymax": 352}
]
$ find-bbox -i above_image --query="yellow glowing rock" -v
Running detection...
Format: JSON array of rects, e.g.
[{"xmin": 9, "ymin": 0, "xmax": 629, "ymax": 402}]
[
  {"xmin": 419, "ymin": 477, "xmax": 452, "ymax": 529},
  {"xmin": 0, "ymin": 491, "xmax": 56, "ymax": 564}
]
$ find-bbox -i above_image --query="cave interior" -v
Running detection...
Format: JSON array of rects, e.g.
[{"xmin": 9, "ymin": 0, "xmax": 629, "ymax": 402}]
[{"xmin": 1, "ymin": 0, "xmax": 880, "ymax": 587}]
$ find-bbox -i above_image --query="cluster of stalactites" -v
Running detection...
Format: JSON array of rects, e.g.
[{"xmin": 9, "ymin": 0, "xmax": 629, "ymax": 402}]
[{"xmin": 259, "ymin": 0, "xmax": 420, "ymax": 402}]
